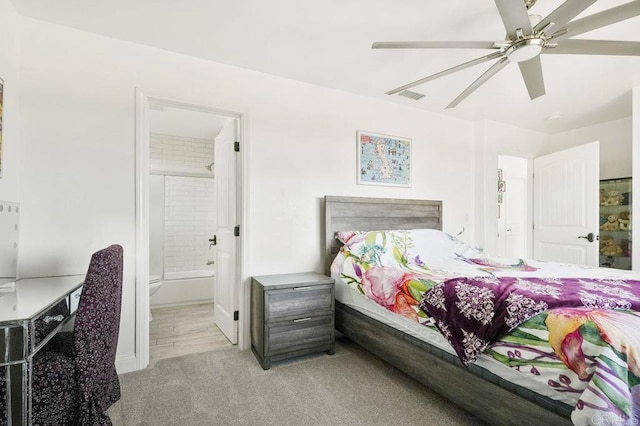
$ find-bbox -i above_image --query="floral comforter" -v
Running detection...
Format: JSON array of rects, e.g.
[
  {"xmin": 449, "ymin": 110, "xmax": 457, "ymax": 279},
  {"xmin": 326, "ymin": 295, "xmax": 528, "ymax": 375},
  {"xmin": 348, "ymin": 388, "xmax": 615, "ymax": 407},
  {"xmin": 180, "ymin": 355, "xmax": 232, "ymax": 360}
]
[{"xmin": 332, "ymin": 228, "xmax": 640, "ymax": 425}]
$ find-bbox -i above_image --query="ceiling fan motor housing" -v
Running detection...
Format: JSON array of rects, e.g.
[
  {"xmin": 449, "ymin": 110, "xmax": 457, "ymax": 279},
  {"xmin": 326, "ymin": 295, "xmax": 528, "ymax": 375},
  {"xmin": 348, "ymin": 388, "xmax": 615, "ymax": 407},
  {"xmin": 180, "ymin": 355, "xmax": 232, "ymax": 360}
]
[{"xmin": 506, "ymin": 38, "xmax": 545, "ymax": 62}]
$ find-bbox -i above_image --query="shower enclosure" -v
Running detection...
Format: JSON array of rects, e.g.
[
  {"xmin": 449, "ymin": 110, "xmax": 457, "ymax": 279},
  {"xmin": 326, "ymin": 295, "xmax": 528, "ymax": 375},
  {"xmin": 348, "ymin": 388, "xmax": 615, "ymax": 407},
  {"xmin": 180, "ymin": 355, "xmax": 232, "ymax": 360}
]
[{"xmin": 148, "ymin": 132, "xmax": 217, "ymax": 306}]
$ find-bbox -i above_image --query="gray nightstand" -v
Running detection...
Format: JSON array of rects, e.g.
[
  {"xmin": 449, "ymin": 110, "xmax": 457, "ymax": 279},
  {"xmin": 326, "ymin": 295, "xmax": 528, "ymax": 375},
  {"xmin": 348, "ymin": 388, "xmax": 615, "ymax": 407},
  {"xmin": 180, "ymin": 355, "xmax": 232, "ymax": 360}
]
[{"xmin": 251, "ymin": 272, "xmax": 335, "ymax": 370}]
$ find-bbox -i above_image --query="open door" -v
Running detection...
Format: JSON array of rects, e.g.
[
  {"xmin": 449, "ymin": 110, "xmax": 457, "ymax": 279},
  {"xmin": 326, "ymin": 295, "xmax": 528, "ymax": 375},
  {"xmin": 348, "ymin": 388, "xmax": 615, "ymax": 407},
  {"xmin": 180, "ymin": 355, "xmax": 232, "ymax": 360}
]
[
  {"xmin": 498, "ymin": 156, "xmax": 528, "ymax": 258},
  {"xmin": 213, "ymin": 118, "xmax": 238, "ymax": 344},
  {"xmin": 533, "ymin": 142, "xmax": 599, "ymax": 266}
]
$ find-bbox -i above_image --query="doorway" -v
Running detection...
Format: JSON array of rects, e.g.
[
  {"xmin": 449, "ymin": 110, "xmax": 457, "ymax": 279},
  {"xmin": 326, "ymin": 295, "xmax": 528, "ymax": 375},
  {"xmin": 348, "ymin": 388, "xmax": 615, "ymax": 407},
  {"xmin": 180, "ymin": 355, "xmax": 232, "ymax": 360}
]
[
  {"xmin": 497, "ymin": 156, "xmax": 528, "ymax": 258},
  {"xmin": 135, "ymin": 91, "xmax": 243, "ymax": 370}
]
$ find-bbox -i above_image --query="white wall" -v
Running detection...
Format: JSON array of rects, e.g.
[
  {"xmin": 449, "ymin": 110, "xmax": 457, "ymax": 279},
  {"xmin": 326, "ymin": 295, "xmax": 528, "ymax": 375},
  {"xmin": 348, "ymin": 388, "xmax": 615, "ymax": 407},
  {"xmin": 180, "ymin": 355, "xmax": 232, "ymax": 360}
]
[
  {"xmin": 548, "ymin": 117, "xmax": 632, "ymax": 180},
  {"xmin": 16, "ymin": 17, "xmax": 477, "ymax": 366},
  {"xmin": 0, "ymin": 0, "xmax": 21, "ymax": 202}
]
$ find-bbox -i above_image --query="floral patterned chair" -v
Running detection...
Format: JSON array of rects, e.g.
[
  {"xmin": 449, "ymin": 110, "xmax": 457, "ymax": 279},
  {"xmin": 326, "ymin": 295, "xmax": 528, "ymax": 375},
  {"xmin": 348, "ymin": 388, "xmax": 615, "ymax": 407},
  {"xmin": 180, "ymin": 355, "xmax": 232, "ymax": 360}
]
[{"xmin": 31, "ymin": 244, "xmax": 124, "ymax": 425}]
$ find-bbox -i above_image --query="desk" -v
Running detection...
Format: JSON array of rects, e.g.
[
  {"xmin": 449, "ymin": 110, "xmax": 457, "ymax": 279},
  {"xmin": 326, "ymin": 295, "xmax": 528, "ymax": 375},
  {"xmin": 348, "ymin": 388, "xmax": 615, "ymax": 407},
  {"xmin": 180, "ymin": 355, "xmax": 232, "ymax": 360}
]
[{"xmin": 0, "ymin": 275, "xmax": 84, "ymax": 426}]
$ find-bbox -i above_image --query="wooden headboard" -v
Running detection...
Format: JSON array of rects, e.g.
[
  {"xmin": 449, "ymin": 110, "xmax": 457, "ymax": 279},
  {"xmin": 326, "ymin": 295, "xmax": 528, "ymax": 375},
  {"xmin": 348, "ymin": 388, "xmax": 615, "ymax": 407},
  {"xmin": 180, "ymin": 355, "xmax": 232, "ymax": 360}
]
[{"xmin": 324, "ymin": 196, "xmax": 443, "ymax": 274}]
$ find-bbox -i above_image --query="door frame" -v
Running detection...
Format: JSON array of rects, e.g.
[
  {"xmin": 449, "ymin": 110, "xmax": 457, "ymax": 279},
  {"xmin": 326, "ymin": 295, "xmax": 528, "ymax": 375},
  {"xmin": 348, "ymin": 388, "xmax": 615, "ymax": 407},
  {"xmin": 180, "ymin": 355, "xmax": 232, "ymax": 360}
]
[{"xmin": 134, "ymin": 88, "xmax": 248, "ymax": 370}]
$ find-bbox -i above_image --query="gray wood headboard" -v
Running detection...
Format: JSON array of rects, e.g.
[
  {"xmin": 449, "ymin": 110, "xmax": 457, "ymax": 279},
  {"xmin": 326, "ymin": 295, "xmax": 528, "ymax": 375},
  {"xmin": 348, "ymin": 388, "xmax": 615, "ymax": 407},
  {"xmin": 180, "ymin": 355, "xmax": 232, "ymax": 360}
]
[{"xmin": 324, "ymin": 196, "xmax": 443, "ymax": 274}]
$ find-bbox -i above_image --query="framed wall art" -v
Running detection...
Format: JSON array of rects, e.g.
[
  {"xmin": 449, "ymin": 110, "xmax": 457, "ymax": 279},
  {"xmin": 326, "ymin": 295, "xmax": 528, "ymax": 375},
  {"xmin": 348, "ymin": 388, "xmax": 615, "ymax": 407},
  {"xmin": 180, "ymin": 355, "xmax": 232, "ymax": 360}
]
[{"xmin": 357, "ymin": 130, "xmax": 411, "ymax": 187}]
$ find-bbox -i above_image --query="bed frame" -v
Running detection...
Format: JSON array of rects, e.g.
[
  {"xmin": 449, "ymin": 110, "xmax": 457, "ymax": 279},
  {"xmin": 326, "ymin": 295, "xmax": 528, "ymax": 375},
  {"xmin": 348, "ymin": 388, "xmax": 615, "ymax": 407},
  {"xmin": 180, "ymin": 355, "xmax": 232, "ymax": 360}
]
[{"xmin": 324, "ymin": 195, "xmax": 572, "ymax": 426}]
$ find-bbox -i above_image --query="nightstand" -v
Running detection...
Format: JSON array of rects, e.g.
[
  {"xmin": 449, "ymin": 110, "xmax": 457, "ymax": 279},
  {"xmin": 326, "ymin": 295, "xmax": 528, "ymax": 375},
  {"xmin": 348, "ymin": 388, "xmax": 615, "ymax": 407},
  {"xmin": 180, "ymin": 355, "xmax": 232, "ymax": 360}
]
[{"xmin": 251, "ymin": 272, "xmax": 335, "ymax": 370}]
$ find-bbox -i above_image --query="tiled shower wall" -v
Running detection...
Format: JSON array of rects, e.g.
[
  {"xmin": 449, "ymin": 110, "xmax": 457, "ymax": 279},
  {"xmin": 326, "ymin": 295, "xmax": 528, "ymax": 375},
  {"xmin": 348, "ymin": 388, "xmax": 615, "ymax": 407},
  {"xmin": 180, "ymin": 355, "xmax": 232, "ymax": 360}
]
[
  {"xmin": 164, "ymin": 176, "xmax": 216, "ymax": 275},
  {"xmin": 150, "ymin": 133, "xmax": 216, "ymax": 277},
  {"xmin": 150, "ymin": 133, "xmax": 214, "ymax": 172}
]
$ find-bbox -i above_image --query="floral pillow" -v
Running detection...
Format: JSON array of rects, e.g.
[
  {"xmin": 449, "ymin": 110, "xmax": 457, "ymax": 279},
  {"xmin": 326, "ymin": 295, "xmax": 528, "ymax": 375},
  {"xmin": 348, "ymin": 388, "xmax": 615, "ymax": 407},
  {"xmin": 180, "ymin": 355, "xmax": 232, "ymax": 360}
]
[{"xmin": 332, "ymin": 229, "xmax": 463, "ymax": 323}]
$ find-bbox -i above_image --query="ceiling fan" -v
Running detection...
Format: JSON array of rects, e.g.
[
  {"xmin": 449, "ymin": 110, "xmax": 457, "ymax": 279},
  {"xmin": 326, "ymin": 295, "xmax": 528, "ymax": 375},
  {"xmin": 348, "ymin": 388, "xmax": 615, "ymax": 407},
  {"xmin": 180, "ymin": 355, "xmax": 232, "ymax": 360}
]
[{"xmin": 374, "ymin": 0, "xmax": 640, "ymax": 108}]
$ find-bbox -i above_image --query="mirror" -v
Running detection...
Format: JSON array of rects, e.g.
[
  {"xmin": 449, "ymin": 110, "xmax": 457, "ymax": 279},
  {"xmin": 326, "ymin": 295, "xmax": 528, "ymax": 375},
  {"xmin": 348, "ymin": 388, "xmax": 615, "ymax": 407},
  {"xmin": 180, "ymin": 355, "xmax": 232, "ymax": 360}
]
[{"xmin": 0, "ymin": 200, "xmax": 19, "ymax": 289}]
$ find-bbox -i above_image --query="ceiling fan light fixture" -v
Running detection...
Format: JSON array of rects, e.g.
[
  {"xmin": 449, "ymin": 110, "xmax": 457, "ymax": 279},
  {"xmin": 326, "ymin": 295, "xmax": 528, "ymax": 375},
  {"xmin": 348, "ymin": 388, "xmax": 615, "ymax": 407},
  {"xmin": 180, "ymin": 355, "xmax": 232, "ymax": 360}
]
[{"xmin": 505, "ymin": 38, "xmax": 544, "ymax": 63}]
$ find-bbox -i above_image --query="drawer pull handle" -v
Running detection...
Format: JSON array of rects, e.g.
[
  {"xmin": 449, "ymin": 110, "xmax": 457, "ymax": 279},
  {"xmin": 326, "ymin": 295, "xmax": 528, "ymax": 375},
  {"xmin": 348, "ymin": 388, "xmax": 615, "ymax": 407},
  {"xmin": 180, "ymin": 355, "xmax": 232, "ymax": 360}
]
[
  {"xmin": 293, "ymin": 317, "xmax": 312, "ymax": 323},
  {"xmin": 43, "ymin": 314, "xmax": 65, "ymax": 323},
  {"xmin": 293, "ymin": 286, "xmax": 313, "ymax": 291}
]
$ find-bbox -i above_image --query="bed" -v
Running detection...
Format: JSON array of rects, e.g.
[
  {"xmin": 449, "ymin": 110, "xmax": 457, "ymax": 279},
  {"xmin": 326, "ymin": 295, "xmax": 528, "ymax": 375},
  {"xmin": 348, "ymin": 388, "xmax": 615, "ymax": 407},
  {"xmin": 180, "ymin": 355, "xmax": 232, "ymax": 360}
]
[{"xmin": 324, "ymin": 195, "xmax": 640, "ymax": 426}]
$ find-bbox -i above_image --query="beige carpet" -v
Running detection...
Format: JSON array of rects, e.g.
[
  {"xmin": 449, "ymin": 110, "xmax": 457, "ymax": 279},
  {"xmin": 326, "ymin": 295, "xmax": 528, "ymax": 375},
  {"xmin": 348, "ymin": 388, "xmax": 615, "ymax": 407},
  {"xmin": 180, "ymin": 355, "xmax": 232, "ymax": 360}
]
[{"xmin": 108, "ymin": 336, "xmax": 484, "ymax": 426}]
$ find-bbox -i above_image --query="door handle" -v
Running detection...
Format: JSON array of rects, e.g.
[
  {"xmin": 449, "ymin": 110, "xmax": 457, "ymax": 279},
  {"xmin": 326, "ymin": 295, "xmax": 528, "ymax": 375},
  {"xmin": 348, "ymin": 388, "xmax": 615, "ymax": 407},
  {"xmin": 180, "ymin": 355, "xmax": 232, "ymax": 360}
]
[
  {"xmin": 209, "ymin": 235, "xmax": 217, "ymax": 248},
  {"xmin": 578, "ymin": 232, "xmax": 596, "ymax": 243}
]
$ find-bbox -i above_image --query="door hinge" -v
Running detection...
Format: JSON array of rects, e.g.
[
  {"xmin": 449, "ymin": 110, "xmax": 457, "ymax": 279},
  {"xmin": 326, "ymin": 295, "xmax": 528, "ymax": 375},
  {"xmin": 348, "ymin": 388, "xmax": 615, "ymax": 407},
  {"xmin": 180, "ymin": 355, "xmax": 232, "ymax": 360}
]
[
  {"xmin": 234, "ymin": 141, "xmax": 240, "ymax": 152},
  {"xmin": 233, "ymin": 310, "xmax": 239, "ymax": 321},
  {"xmin": 532, "ymin": 223, "xmax": 535, "ymax": 230},
  {"xmin": 234, "ymin": 225, "xmax": 240, "ymax": 237}
]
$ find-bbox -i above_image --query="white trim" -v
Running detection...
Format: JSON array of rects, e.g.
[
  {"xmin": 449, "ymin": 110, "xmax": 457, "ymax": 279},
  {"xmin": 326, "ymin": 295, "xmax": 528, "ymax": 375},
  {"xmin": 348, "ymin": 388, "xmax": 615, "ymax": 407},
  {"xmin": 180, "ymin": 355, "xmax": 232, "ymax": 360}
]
[
  {"xmin": 115, "ymin": 354, "xmax": 138, "ymax": 375},
  {"xmin": 238, "ymin": 111, "xmax": 251, "ymax": 350},
  {"xmin": 163, "ymin": 270, "xmax": 214, "ymax": 280},
  {"xmin": 134, "ymin": 88, "xmax": 150, "ymax": 370},
  {"xmin": 632, "ymin": 85, "xmax": 640, "ymax": 272},
  {"xmin": 134, "ymin": 89, "xmax": 248, "ymax": 369}
]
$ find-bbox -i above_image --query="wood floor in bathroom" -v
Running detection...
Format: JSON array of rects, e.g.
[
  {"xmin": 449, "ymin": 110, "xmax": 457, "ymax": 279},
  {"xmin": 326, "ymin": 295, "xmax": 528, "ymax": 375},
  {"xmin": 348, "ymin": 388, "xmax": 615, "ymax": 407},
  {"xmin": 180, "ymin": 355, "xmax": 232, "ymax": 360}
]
[{"xmin": 149, "ymin": 302, "xmax": 233, "ymax": 365}]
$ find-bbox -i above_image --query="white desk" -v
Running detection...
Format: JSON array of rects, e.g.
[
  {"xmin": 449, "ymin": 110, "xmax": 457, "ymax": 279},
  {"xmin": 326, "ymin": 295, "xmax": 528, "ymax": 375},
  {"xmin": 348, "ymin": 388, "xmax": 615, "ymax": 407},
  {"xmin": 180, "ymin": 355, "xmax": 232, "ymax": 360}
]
[{"xmin": 0, "ymin": 275, "xmax": 84, "ymax": 426}]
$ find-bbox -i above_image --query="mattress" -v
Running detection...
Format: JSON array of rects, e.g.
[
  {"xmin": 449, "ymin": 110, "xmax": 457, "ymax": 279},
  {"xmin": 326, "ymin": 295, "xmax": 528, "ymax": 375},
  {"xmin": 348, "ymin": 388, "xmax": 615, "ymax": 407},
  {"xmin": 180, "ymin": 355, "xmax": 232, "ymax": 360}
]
[{"xmin": 334, "ymin": 276, "xmax": 577, "ymax": 406}]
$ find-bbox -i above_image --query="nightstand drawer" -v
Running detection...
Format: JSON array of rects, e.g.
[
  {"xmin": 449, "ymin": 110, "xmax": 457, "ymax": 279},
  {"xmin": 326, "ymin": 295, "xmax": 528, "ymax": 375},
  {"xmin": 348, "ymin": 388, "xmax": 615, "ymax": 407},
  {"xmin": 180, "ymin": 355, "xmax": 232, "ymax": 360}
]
[
  {"xmin": 251, "ymin": 272, "xmax": 335, "ymax": 369},
  {"xmin": 267, "ymin": 315, "xmax": 333, "ymax": 355},
  {"xmin": 265, "ymin": 284, "xmax": 333, "ymax": 322}
]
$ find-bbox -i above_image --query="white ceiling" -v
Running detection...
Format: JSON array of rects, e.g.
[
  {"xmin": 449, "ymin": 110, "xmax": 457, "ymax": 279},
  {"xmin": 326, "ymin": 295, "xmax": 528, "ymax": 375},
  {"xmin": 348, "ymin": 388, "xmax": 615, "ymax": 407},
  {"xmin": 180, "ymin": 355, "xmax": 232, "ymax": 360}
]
[{"xmin": 10, "ymin": 0, "xmax": 640, "ymax": 133}]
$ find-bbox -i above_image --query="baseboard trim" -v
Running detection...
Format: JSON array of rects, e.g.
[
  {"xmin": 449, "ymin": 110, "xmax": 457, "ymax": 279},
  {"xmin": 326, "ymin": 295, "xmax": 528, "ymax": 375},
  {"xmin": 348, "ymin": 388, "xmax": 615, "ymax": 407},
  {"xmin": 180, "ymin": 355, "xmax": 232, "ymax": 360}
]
[
  {"xmin": 150, "ymin": 299, "xmax": 215, "ymax": 309},
  {"xmin": 116, "ymin": 354, "xmax": 139, "ymax": 374}
]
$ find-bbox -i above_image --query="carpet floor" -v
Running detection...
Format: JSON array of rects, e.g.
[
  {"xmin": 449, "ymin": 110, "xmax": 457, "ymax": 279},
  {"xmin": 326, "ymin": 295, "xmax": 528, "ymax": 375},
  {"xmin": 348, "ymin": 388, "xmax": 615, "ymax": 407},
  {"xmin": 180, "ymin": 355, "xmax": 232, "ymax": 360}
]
[{"xmin": 108, "ymin": 336, "xmax": 484, "ymax": 425}]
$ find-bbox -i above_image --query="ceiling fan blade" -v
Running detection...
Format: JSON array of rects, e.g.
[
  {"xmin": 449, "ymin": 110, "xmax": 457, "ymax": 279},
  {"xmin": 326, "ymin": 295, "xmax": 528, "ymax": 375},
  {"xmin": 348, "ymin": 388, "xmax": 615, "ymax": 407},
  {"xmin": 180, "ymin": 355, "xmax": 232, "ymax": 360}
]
[
  {"xmin": 372, "ymin": 41, "xmax": 500, "ymax": 50},
  {"xmin": 446, "ymin": 57, "xmax": 509, "ymax": 109},
  {"xmin": 543, "ymin": 39, "xmax": 640, "ymax": 56},
  {"xmin": 550, "ymin": 1, "xmax": 640, "ymax": 42},
  {"xmin": 494, "ymin": 0, "xmax": 533, "ymax": 39},
  {"xmin": 534, "ymin": 0, "xmax": 596, "ymax": 36},
  {"xmin": 518, "ymin": 56, "xmax": 545, "ymax": 100},
  {"xmin": 386, "ymin": 51, "xmax": 504, "ymax": 95}
]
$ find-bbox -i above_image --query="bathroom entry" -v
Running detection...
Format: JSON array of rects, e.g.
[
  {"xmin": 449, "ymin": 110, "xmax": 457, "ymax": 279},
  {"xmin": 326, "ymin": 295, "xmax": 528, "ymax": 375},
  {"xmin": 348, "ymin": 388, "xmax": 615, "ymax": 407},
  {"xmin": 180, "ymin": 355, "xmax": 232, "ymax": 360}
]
[
  {"xmin": 147, "ymin": 102, "xmax": 240, "ymax": 354},
  {"xmin": 497, "ymin": 155, "xmax": 528, "ymax": 258}
]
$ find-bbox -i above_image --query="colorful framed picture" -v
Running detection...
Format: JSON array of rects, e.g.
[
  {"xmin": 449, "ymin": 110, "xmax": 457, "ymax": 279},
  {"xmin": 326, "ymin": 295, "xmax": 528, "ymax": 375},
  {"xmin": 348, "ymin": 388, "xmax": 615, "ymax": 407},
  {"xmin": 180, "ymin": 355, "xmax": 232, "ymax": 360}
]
[
  {"xmin": 357, "ymin": 130, "xmax": 411, "ymax": 187},
  {"xmin": 0, "ymin": 77, "xmax": 3, "ymax": 178}
]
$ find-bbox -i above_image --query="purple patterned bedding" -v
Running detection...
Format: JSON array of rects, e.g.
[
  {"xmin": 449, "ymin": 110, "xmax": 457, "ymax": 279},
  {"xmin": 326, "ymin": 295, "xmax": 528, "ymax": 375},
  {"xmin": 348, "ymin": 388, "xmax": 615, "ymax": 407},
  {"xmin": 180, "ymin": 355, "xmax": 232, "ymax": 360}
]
[
  {"xmin": 420, "ymin": 276, "xmax": 640, "ymax": 365},
  {"xmin": 332, "ymin": 229, "xmax": 640, "ymax": 425}
]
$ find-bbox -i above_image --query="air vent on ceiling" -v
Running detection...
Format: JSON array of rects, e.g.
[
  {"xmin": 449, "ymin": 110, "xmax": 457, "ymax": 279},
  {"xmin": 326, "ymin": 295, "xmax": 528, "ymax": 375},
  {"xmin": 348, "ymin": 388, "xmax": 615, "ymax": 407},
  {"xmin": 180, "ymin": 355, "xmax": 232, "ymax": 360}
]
[{"xmin": 398, "ymin": 90, "xmax": 425, "ymax": 100}]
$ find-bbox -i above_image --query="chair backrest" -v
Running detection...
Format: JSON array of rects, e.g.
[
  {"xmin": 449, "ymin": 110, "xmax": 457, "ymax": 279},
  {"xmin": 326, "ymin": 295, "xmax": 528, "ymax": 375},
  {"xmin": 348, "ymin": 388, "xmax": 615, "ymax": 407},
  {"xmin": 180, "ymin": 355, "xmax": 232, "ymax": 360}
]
[{"xmin": 74, "ymin": 244, "xmax": 123, "ymax": 418}]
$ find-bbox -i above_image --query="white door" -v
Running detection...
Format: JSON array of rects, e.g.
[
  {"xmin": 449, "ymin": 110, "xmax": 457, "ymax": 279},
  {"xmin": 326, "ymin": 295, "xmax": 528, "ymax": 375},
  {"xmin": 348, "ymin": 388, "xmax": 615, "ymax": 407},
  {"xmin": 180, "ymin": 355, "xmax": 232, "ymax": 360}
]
[
  {"xmin": 533, "ymin": 142, "xmax": 600, "ymax": 265},
  {"xmin": 504, "ymin": 177, "xmax": 527, "ymax": 257},
  {"xmin": 214, "ymin": 118, "xmax": 238, "ymax": 344},
  {"xmin": 498, "ymin": 156, "xmax": 528, "ymax": 258}
]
